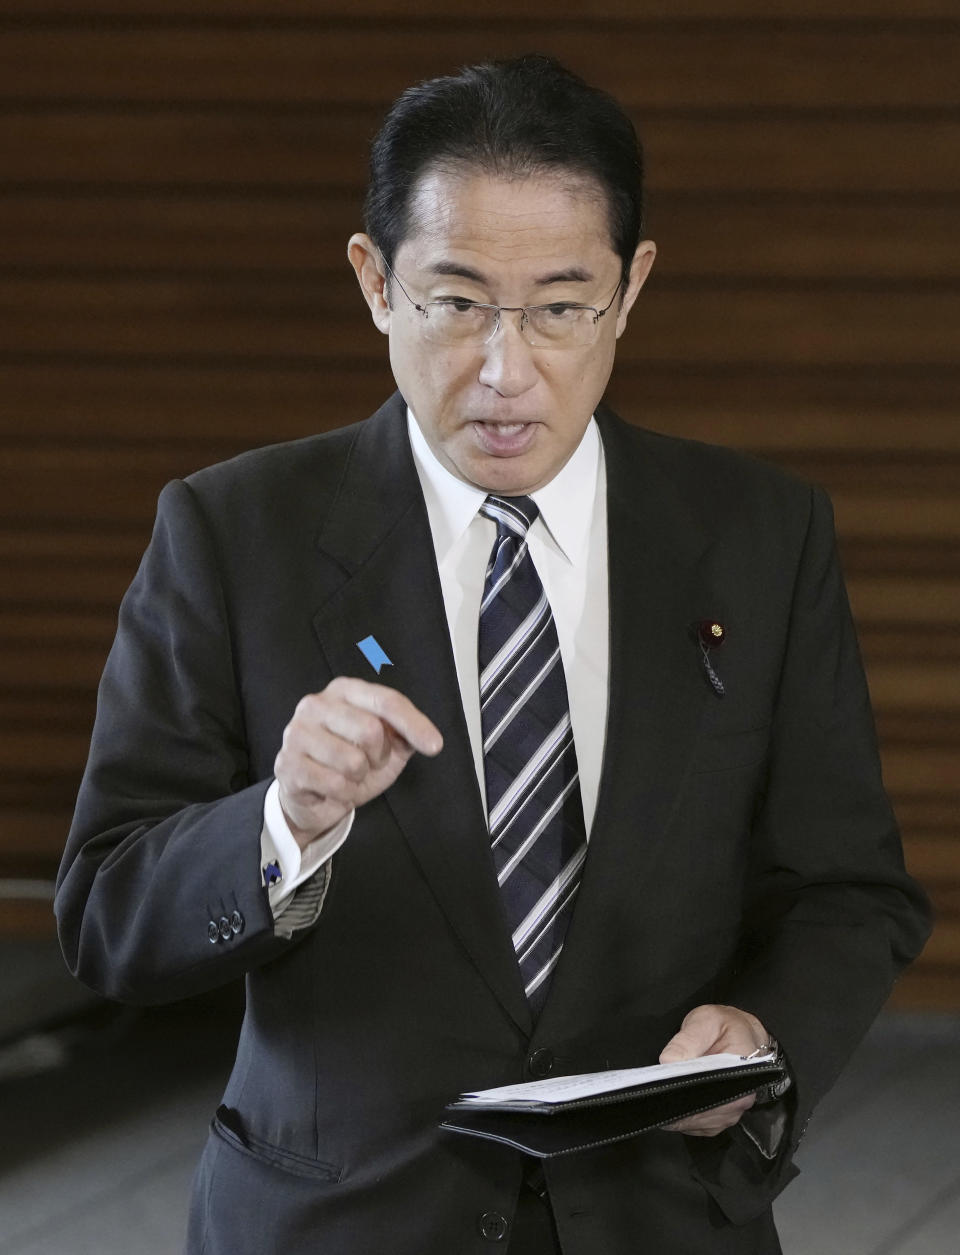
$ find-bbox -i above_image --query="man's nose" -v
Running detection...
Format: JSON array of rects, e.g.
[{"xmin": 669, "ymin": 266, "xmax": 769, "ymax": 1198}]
[{"xmin": 477, "ymin": 311, "xmax": 539, "ymax": 396}]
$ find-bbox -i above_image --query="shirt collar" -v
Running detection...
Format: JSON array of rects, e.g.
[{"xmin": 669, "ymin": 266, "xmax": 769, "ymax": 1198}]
[
  {"xmin": 406, "ymin": 408, "xmax": 601, "ymax": 566},
  {"xmin": 530, "ymin": 419, "xmax": 601, "ymax": 564}
]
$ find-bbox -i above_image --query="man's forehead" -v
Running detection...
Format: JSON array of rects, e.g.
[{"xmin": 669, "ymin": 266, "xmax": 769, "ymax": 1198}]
[{"xmin": 396, "ymin": 165, "xmax": 618, "ymax": 271}]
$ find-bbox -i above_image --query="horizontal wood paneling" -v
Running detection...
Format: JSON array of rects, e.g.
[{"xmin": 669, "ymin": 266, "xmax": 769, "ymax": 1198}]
[
  {"xmin": 906, "ymin": 836, "xmax": 960, "ymax": 881},
  {"xmin": 833, "ymin": 495, "xmax": 960, "ymax": 542},
  {"xmin": 0, "ymin": 557, "xmax": 143, "ymax": 607},
  {"xmin": 906, "ymin": 917, "xmax": 960, "ymax": 966},
  {"xmin": 1, "ymin": 4, "xmax": 956, "ymax": 1005},
  {"xmin": 861, "ymin": 629, "xmax": 960, "ymax": 666},
  {"xmin": 888, "ymin": 972, "xmax": 960, "ymax": 1012},
  {"xmin": 2, "ymin": 27, "xmax": 958, "ymax": 109},
  {"xmin": 849, "ymin": 581, "xmax": 960, "ymax": 627},
  {"xmin": 2, "ymin": 2, "xmax": 959, "ymax": 18},
  {"xmin": 3, "ymin": 114, "xmax": 959, "ymax": 194},
  {"xmin": 0, "ymin": 897, "xmax": 56, "ymax": 940},
  {"xmin": 654, "ymin": 204, "xmax": 960, "ymax": 281}
]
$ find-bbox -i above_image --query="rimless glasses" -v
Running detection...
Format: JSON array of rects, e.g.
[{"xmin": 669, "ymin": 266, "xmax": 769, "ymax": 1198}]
[{"xmin": 381, "ymin": 258, "xmax": 623, "ymax": 350}]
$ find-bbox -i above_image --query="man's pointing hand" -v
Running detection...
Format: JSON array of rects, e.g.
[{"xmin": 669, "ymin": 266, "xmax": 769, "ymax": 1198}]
[{"xmin": 274, "ymin": 676, "xmax": 443, "ymax": 849}]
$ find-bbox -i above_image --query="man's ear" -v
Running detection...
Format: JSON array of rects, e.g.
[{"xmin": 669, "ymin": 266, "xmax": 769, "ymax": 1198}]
[
  {"xmin": 615, "ymin": 239, "xmax": 657, "ymax": 338},
  {"xmin": 347, "ymin": 233, "xmax": 391, "ymax": 335}
]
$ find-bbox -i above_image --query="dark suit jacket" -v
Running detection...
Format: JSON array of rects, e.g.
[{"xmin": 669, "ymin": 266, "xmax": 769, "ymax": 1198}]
[{"xmin": 56, "ymin": 394, "xmax": 929, "ymax": 1254}]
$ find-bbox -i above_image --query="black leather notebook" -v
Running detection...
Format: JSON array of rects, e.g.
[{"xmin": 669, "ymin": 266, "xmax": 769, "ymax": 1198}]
[{"xmin": 441, "ymin": 1052, "xmax": 785, "ymax": 1159}]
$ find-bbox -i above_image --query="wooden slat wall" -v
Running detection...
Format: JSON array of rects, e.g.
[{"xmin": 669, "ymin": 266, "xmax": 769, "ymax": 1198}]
[{"xmin": 0, "ymin": 3, "xmax": 957, "ymax": 1007}]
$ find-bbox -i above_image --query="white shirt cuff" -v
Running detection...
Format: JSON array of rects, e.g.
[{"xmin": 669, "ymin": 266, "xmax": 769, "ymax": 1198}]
[{"xmin": 260, "ymin": 779, "xmax": 354, "ymax": 908}]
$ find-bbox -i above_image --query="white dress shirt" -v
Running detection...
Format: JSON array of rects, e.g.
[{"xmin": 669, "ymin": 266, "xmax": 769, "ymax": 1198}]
[{"xmin": 260, "ymin": 409, "xmax": 609, "ymax": 909}]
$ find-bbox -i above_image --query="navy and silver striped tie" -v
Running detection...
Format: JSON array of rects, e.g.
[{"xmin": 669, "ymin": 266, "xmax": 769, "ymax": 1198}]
[{"xmin": 478, "ymin": 494, "xmax": 587, "ymax": 1012}]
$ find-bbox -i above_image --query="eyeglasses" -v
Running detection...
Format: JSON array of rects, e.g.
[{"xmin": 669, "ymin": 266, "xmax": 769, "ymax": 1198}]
[{"xmin": 381, "ymin": 258, "xmax": 623, "ymax": 350}]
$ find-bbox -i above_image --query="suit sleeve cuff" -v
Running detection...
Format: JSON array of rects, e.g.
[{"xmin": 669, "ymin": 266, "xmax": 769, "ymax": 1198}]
[{"xmin": 739, "ymin": 1101, "xmax": 791, "ymax": 1160}]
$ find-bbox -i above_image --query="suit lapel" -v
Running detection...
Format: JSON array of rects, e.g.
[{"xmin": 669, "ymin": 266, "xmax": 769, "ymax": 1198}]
[
  {"xmin": 592, "ymin": 406, "xmax": 713, "ymax": 848},
  {"xmin": 541, "ymin": 406, "xmax": 715, "ymax": 1023},
  {"xmin": 312, "ymin": 395, "xmax": 532, "ymax": 1035}
]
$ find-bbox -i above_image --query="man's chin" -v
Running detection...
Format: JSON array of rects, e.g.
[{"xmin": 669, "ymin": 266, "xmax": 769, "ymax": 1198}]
[{"xmin": 466, "ymin": 458, "xmax": 549, "ymax": 497}]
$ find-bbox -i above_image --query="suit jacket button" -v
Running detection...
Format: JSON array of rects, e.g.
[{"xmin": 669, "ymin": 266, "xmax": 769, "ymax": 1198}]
[
  {"xmin": 230, "ymin": 909, "xmax": 244, "ymax": 935},
  {"xmin": 207, "ymin": 920, "xmax": 220, "ymax": 944},
  {"xmin": 528, "ymin": 1048, "xmax": 554, "ymax": 1079},
  {"xmin": 218, "ymin": 916, "xmax": 233, "ymax": 941},
  {"xmin": 478, "ymin": 1211, "xmax": 508, "ymax": 1242}
]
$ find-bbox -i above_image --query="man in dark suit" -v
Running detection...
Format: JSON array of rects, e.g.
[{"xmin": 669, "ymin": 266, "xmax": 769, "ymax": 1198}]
[{"xmin": 56, "ymin": 56, "xmax": 929, "ymax": 1254}]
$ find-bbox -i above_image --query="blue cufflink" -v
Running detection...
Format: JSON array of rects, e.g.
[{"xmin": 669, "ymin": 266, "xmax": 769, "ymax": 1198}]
[{"xmin": 263, "ymin": 860, "xmax": 282, "ymax": 887}]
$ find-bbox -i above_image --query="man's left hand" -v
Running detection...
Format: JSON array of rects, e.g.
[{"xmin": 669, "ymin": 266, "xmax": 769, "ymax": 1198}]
[{"xmin": 658, "ymin": 1003, "xmax": 770, "ymax": 1137}]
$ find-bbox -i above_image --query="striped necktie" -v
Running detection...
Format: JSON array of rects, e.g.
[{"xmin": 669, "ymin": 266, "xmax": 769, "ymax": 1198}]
[{"xmin": 478, "ymin": 494, "xmax": 588, "ymax": 1012}]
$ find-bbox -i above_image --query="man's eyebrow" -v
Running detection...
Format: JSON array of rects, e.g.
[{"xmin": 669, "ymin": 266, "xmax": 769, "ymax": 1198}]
[
  {"xmin": 534, "ymin": 267, "xmax": 594, "ymax": 286},
  {"xmin": 424, "ymin": 262, "xmax": 595, "ymax": 286},
  {"xmin": 426, "ymin": 261, "xmax": 488, "ymax": 282}
]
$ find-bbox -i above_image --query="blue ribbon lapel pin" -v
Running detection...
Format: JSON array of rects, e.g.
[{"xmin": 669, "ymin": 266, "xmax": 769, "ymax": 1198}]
[{"xmin": 357, "ymin": 635, "xmax": 393, "ymax": 675}]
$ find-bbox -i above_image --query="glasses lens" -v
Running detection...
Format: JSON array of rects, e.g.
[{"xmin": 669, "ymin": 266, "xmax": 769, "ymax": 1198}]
[
  {"xmin": 422, "ymin": 301, "xmax": 498, "ymax": 344},
  {"xmin": 525, "ymin": 306, "xmax": 596, "ymax": 349}
]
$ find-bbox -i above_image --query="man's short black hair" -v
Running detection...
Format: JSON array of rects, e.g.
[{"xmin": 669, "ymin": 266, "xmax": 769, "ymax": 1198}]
[{"xmin": 364, "ymin": 54, "xmax": 644, "ymax": 287}]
